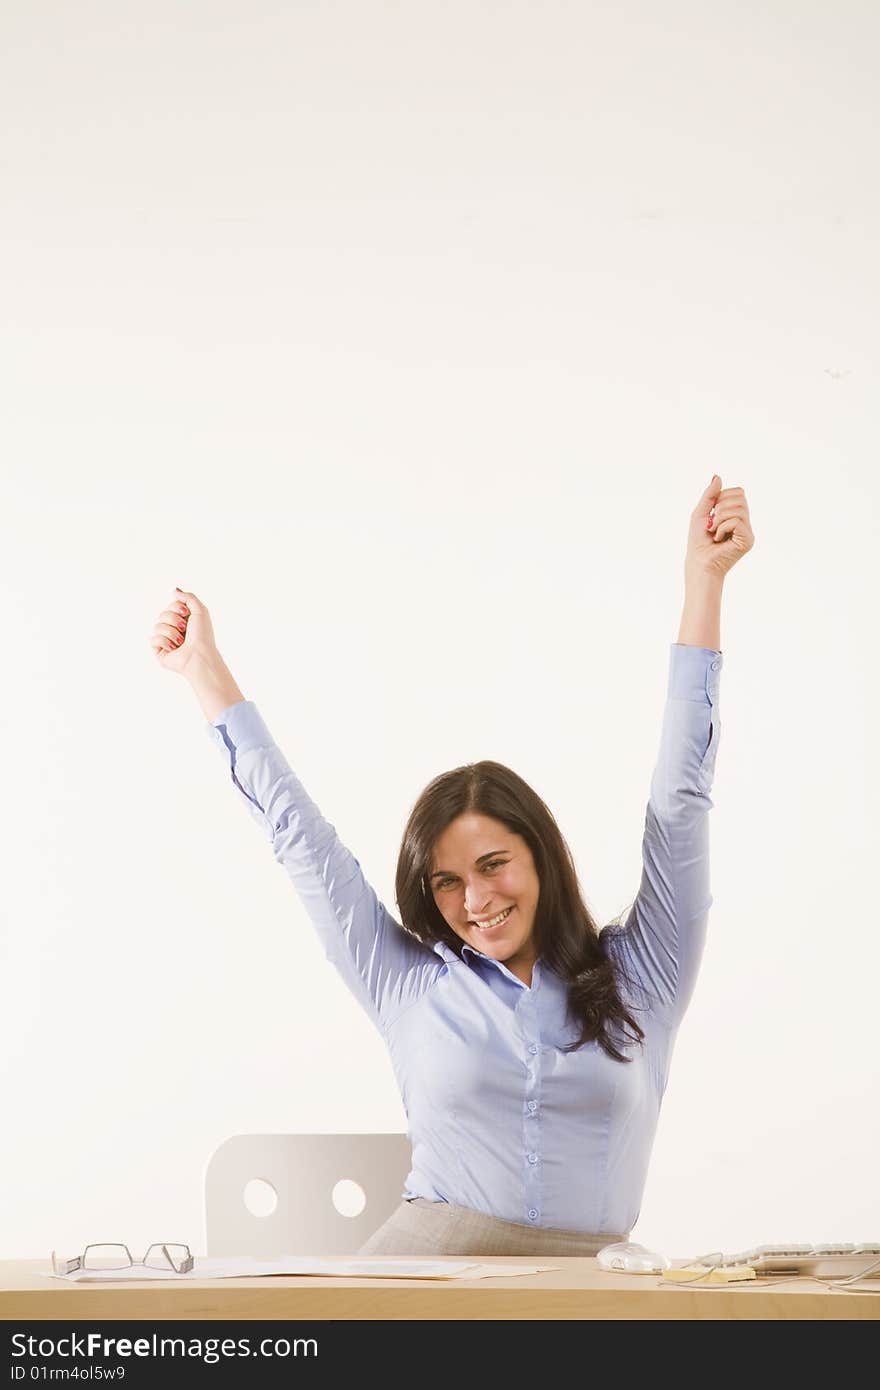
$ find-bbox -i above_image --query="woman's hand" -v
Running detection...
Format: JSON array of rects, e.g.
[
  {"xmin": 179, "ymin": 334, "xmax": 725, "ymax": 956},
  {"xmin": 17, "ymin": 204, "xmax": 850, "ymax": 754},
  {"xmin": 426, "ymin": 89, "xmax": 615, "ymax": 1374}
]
[
  {"xmin": 686, "ymin": 475, "xmax": 755, "ymax": 582},
  {"xmin": 149, "ymin": 587, "xmax": 221, "ymax": 676}
]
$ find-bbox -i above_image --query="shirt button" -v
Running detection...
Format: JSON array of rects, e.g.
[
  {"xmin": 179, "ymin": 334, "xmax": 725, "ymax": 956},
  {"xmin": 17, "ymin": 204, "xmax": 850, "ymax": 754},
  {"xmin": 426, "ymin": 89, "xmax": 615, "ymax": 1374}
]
[
  {"xmin": 527, "ymin": 1101, "xmax": 538, "ymax": 1113},
  {"xmin": 528, "ymin": 1152, "xmax": 539, "ymax": 1164},
  {"xmin": 528, "ymin": 1209, "xmax": 538, "ymax": 1221},
  {"xmin": 711, "ymin": 660, "xmax": 720, "ymax": 670},
  {"xmin": 528, "ymin": 1043, "xmax": 539, "ymax": 1055}
]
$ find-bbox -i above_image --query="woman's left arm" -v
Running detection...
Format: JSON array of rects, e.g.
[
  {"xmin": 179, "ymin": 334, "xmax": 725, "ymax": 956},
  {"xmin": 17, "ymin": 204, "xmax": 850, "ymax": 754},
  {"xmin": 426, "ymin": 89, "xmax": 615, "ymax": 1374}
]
[{"xmin": 603, "ymin": 477, "xmax": 755, "ymax": 1029}]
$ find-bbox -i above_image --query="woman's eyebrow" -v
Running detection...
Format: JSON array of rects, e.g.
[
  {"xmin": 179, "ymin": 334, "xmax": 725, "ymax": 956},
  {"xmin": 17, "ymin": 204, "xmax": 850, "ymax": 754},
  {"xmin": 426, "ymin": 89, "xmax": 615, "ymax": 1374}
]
[{"xmin": 429, "ymin": 850, "xmax": 509, "ymax": 880}]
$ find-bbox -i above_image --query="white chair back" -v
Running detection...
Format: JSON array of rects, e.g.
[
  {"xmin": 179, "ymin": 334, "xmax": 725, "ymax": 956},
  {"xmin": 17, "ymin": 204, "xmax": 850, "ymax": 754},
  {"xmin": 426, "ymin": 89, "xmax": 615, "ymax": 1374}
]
[{"xmin": 204, "ymin": 1133, "xmax": 412, "ymax": 1255}]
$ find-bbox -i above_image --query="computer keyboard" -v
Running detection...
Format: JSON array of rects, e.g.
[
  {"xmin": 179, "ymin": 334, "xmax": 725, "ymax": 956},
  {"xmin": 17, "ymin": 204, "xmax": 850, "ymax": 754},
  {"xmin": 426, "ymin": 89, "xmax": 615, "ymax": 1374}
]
[{"xmin": 694, "ymin": 1243, "xmax": 880, "ymax": 1279}]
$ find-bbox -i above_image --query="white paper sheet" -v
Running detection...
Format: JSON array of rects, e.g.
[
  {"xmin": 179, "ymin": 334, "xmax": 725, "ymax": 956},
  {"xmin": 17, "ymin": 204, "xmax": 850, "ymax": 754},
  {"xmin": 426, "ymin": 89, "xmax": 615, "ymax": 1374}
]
[{"xmin": 45, "ymin": 1256, "xmax": 558, "ymax": 1283}]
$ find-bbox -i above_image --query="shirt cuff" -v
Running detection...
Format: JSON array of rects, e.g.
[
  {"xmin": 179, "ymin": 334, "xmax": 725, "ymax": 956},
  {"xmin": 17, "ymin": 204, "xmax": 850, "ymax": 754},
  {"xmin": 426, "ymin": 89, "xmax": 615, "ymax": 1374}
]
[
  {"xmin": 668, "ymin": 643, "xmax": 723, "ymax": 704},
  {"xmin": 203, "ymin": 699, "xmax": 274, "ymax": 754}
]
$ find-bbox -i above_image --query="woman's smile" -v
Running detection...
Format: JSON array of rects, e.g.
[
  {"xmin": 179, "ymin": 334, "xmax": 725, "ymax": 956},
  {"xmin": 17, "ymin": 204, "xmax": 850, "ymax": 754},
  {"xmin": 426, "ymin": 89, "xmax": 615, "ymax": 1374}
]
[
  {"xmin": 430, "ymin": 812, "xmax": 540, "ymax": 987},
  {"xmin": 471, "ymin": 904, "xmax": 516, "ymax": 933}
]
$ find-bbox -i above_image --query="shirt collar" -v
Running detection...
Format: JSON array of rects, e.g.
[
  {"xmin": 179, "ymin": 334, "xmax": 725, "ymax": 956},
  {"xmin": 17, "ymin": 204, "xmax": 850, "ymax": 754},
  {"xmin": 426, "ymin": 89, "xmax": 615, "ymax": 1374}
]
[
  {"xmin": 433, "ymin": 939, "xmax": 487, "ymax": 964},
  {"xmin": 434, "ymin": 938, "xmax": 540, "ymax": 987}
]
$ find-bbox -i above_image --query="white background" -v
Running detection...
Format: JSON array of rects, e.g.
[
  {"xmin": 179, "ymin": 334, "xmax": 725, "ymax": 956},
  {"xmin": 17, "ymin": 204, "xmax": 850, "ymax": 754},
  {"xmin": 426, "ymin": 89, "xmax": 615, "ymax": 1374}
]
[{"xmin": 2, "ymin": 0, "xmax": 877, "ymax": 1262}]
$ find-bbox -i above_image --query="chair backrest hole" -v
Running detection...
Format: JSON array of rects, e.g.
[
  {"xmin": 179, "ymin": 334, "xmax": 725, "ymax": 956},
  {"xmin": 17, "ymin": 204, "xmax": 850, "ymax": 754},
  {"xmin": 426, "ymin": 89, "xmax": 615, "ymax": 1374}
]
[
  {"xmin": 332, "ymin": 1179, "xmax": 366, "ymax": 1217},
  {"xmin": 243, "ymin": 1177, "xmax": 278, "ymax": 1218}
]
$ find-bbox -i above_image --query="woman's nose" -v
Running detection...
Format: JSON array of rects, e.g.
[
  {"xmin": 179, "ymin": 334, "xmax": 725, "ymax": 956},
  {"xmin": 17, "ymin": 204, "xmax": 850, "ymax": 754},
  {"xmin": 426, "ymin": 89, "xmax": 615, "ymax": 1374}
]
[{"xmin": 464, "ymin": 888, "xmax": 489, "ymax": 914}]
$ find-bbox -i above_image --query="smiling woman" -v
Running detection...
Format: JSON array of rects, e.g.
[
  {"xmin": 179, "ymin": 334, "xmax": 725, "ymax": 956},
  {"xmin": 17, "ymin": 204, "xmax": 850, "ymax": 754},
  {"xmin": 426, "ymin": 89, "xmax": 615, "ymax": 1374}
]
[
  {"xmin": 185, "ymin": 603, "xmax": 724, "ymax": 1251},
  {"xmin": 395, "ymin": 763, "xmax": 646, "ymax": 1058},
  {"xmin": 171, "ymin": 478, "xmax": 743, "ymax": 1254},
  {"xmin": 427, "ymin": 818, "xmax": 541, "ymax": 988}
]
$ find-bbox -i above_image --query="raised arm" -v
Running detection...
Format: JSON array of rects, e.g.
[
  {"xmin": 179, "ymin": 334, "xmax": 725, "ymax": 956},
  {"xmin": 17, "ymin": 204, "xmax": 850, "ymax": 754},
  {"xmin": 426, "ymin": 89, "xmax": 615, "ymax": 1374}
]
[
  {"xmin": 602, "ymin": 478, "xmax": 754, "ymax": 1030},
  {"xmin": 150, "ymin": 588, "xmax": 443, "ymax": 1036},
  {"xmin": 603, "ymin": 636, "xmax": 722, "ymax": 1029},
  {"xmin": 200, "ymin": 694, "xmax": 443, "ymax": 1035}
]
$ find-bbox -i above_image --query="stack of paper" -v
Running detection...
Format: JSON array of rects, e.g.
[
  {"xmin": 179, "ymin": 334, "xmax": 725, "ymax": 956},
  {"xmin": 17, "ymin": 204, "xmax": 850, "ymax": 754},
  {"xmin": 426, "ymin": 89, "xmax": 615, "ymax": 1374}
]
[{"xmin": 45, "ymin": 1257, "xmax": 558, "ymax": 1283}]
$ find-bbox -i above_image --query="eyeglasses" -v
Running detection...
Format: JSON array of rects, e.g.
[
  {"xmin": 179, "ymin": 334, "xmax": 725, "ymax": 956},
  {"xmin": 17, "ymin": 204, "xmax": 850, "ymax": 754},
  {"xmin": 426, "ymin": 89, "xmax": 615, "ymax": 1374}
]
[{"xmin": 51, "ymin": 1243, "xmax": 193, "ymax": 1275}]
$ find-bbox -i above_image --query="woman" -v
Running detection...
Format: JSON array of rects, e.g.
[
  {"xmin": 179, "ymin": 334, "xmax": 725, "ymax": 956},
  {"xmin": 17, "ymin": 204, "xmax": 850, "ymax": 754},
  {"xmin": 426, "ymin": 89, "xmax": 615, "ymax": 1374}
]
[{"xmin": 150, "ymin": 477, "xmax": 754, "ymax": 1257}]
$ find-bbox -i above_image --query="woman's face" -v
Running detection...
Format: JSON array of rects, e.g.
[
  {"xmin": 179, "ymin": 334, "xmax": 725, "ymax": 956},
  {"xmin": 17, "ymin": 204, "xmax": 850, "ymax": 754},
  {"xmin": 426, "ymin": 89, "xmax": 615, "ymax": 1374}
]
[{"xmin": 429, "ymin": 813, "xmax": 541, "ymax": 986}]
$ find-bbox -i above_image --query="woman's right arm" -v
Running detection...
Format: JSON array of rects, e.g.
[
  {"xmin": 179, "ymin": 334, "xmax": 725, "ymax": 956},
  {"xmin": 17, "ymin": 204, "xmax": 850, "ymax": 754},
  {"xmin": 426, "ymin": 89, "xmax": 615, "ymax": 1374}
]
[
  {"xmin": 200, "ymin": 691, "xmax": 443, "ymax": 1037},
  {"xmin": 149, "ymin": 588, "xmax": 443, "ymax": 1037}
]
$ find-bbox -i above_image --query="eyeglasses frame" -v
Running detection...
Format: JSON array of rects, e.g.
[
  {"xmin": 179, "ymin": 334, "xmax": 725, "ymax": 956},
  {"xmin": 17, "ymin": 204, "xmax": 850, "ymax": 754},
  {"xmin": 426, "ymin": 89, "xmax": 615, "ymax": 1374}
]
[{"xmin": 51, "ymin": 1242, "xmax": 194, "ymax": 1275}]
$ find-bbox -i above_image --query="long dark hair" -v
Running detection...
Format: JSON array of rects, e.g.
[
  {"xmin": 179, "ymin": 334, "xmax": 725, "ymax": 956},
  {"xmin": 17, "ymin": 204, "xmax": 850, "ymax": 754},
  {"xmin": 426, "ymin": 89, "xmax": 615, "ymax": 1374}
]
[{"xmin": 394, "ymin": 759, "xmax": 646, "ymax": 1064}]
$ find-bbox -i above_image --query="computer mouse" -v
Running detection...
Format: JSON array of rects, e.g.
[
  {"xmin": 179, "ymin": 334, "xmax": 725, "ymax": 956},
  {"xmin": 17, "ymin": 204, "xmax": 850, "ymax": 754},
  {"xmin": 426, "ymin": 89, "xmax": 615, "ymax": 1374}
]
[{"xmin": 596, "ymin": 1241, "xmax": 670, "ymax": 1274}]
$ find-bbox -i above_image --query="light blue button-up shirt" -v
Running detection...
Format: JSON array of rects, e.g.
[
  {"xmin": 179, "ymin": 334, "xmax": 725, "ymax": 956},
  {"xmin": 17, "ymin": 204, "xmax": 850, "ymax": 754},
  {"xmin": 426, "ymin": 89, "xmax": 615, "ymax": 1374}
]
[{"xmin": 205, "ymin": 642, "xmax": 722, "ymax": 1236}]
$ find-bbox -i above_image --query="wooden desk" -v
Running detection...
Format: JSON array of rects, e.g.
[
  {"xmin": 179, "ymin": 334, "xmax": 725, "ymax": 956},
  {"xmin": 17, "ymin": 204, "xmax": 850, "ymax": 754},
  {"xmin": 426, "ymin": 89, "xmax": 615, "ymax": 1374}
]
[{"xmin": 2, "ymin": 1258, "xmax": 879, "ymax": 1320}]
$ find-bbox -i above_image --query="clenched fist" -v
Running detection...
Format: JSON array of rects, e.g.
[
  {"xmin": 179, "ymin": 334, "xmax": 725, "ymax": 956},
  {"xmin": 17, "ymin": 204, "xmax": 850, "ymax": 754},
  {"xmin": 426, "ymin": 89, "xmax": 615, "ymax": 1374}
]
[
  {"xmin": 150, "ymin": 588, "xmax": 221, "ymax": 676},
  {"xmin": 686, "ymin": 476, "xmax": 755, "ymax": 582}
]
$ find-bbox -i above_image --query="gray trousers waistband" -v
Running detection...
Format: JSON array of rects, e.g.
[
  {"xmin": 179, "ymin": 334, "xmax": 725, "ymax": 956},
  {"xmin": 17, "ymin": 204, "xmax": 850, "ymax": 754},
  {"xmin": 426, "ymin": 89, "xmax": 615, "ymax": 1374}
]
[{"xmin": 357, "ymin": 1197, "xmax": 628, "ymax": 1257}]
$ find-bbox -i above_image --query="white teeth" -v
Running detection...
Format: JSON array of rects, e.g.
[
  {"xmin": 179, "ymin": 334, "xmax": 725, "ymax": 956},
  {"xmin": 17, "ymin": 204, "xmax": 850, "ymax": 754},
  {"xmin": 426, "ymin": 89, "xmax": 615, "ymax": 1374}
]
[{"xmin": 476, "ymin": 906, "xmax": 513, "ymax": 930}]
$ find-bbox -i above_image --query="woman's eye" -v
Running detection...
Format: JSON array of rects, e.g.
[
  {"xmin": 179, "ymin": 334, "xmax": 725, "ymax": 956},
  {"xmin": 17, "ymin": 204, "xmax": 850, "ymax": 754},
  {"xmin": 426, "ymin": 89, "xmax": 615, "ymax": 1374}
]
[{"xmin": 436, "ymin": 860, "xmax": 506, "ymax": 890}]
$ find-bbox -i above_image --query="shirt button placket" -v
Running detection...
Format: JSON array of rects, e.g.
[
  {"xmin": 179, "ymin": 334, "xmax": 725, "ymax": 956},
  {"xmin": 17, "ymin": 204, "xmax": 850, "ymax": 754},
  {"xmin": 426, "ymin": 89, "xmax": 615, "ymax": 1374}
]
[{"xmin": 521, "ymin": 993, "xmax": 542, "ymax": 1224}]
